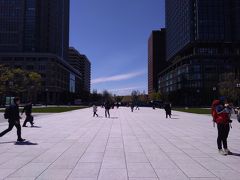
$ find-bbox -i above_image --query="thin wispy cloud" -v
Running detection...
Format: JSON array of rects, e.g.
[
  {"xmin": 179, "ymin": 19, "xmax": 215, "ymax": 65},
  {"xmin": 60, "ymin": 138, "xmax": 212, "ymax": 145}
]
[
  {"xmin": 109, "ymin": 86, "xmax": 145, "ymax": 96},
  {"xmin": 92, "ymin": 70, "xmax": 146, "ymax": 84}
]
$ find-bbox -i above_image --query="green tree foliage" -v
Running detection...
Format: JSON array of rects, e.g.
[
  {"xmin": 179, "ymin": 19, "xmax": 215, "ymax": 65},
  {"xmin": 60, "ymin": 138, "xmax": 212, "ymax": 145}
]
[
  {"xmin": 121, "ymin": 96, "xmax": 132, "ymax": 103},
  {"xmin": 149, "ymin": 92, "xmax": 162, "ymax": 101},
  {"xmin": 0, "ymin": 65, "xmax": 42, "ymax": 102},
  {"xmin": 131, "ymin": 90, "xmax": 140, "ymax": 103},
  {"xmin": 218, "ymin": 73, "xmax": 240, "ymax": 103}
]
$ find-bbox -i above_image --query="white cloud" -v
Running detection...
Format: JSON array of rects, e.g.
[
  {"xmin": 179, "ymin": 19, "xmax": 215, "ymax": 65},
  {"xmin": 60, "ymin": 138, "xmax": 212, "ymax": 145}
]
[
  {"xmin": 108, "ymin": 86, "xmax": 145, "ymax": 96},
  {"xmin": 92, "ymin": 70, "xmax": 145, "ymax": 84}
]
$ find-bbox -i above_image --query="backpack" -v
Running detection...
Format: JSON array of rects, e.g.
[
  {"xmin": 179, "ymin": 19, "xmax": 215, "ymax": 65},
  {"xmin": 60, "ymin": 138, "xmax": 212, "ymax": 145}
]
[
  {"xmin": 4, "ymin": 106, "xmax": 11, "ymax": 119},
  {"xmin": 211, "ymin": 100, "xmax": 220, "ymax": 122}
]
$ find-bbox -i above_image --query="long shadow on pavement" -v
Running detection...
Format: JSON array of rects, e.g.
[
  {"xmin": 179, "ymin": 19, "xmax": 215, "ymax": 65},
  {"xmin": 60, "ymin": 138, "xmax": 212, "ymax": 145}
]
[
  {"xmin": 15, "ymin": 141, "xmax": 38, "ymax": 146},
  {"xmin": 110, "ymin": 117, "xmax": 118, "ymax": 119},
  {"xmin": 23, "ymin": 126, "xmax": 42, "ymax": 128},
  {"xmin": 229, "ymin": 152, "xmax": 240, "ymax": 157}
]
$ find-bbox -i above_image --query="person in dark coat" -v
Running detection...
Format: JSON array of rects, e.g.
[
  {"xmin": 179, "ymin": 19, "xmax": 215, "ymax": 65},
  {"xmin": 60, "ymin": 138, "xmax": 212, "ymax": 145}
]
[
  {"xmin": 164, "ymin": 103, "xmax": 172, "ymax": 118},
  {"xmin": 22, "ymin": 101, "xmax": 34, "ymax": 127},
  {"xmin": 0, "ymin": 97, "xmax": 25, "ymax": 142},
  {"xmin": 130, "ymin": 103, "xmax": 134, "ymax": 112},
  {"xmin": 105, "ymin": 101, "xmax": 111, "ymax": 118}
]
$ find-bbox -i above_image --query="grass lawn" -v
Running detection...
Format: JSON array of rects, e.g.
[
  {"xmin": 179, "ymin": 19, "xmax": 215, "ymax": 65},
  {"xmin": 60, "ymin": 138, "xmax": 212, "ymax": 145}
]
[
  {"xmin": 173, "ymin": 108, "xmax": 210, "ymax": 114},
  {"xmin": 0, "ymin": 106, "xmax": 89, "ymax": 113}
]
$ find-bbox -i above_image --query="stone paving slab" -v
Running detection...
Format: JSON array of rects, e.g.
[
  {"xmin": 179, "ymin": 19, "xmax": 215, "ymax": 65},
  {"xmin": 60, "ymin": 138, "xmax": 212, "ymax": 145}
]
[{"xmin": 0, "ymin": 107, "xmax": 240, "ymax": 180}]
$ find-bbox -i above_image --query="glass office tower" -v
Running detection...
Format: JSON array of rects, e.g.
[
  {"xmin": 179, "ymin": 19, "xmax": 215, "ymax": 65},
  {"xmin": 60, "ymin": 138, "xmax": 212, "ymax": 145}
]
[
  {"xmin": 159, "ymin": 0, "xmax": 240, "ymax": 105},
  {"xmin": 0, "ymin": 0, "xmax": 82, "ymax": 104}
]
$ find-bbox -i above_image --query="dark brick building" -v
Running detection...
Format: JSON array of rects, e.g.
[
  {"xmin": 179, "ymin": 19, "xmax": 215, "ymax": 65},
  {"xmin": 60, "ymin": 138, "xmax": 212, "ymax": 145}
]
[{"xmin": 148, "ymin": 29, "xmax": 167, "ymax": 94}]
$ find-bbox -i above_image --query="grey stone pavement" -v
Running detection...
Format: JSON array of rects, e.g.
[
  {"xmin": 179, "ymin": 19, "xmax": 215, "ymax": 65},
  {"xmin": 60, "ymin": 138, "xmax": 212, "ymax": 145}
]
[
  {"xmin": 0, "ymin": 113, "xmax": 51, "ymax": 124},
  {"xmin": 0, "ymin": 107, "xmax": 240, "ymax": 180}
]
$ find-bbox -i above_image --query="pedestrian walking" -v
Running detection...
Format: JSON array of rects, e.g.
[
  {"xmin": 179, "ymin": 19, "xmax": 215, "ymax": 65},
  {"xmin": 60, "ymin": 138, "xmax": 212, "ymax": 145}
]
[
  {"xmin": 164, "ymin": 103, "xmax": 172, "ymax": 118},
  {"xmin": 236, "ymin": 107, "xmax": 240, "ymax": 123},
  {"xmin": 135, "ymin": 103, "xmax": 140, "ymax": 110},
  {"xmin": 130, "ymin": 103, "xmax": 134, "ymax": 112},
  {"xmin": 93, "ymin": 104, "xmax": 98, "ymax": 117},
  {"xmin": 211, "ymin": 98, "xmax": 232, "ymax": 156},
  {"xmin": 105, "ymin": 101, "xmax": 111, "ymax": 118},
  {"xmin": 22, "ymin": 101, "xmax": 34, "ymax": 127},
  {"xmin": 0, "ymin": 97, "xmax": 25, "ymax": 142}
]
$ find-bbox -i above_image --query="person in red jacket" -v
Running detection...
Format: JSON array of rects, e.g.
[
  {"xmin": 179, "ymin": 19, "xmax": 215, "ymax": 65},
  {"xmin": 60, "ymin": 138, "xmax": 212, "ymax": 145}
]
[{"xmin": 211, "ymin": 97, "xmax": 232, "ymax": 156}]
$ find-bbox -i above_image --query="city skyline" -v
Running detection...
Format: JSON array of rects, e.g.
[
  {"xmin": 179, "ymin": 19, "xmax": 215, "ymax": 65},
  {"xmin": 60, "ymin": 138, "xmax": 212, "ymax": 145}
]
[{"xmin": 69, "ymin": 0, "xmax": 165, "ymax": 95}]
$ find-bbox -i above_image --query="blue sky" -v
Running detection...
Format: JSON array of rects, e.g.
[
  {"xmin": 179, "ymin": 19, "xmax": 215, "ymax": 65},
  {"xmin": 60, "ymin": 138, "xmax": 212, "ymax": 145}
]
[{"xmin": 69, "ymin": 0, "xmax": 165, "ymax": 95}]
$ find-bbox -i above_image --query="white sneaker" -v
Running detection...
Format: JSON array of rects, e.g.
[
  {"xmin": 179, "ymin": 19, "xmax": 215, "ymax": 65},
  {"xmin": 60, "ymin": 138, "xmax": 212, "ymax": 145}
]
[
  {"xmin": 219, "ymin": 149, "xmax": 227, "ymax": 156},
  {"xmin": 224, "ymin": 149, "xmax": 232, "ymax": 155}
]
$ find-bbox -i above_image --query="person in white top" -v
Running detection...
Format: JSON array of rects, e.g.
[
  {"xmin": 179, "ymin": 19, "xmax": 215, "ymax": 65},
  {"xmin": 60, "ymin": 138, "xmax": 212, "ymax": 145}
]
[
  {"xmin": 93, "ymin": 105, "xmax": 98, "ymax": 117},
  {"xmin": 235, "ymin": 107, "xmax": 240, "ymax": 123}
]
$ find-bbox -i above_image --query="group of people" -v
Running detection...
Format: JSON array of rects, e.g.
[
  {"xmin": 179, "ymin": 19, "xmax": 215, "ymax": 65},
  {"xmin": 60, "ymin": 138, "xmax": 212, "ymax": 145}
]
[
  {"xmin": 0, "ymin": 97, "xmax": 34, "ymax": 142},
  {"xmin": 130, "ymin": 103, "xmax": 140, "ymax": 112},
  {"xmin": 93, "ymin": 101, "xmax": 112, "ymax": 118},
  {"xmin": 1, "ymin": 96, "xmax": 238, "ymax": 157}
]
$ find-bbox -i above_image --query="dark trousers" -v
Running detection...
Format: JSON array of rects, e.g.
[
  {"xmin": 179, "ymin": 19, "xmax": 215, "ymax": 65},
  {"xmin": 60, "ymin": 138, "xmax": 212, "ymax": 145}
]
[
  {"xmin": 166, "ymin": 112, "xmax": 171, "ymax": 118},
  {"xmin": 93, "ymin": 112, "xmax": 98, "ymax": 117},
  {"xmin": 105, "ymin": 109, "xmax": 110, "ymax": 117},
  {"xmin": 23, "ymin": 114, "xmax": 33, "ymax": 126},
  {"xmin": 217, "ymin": 123, "xmax": 230, "ymax": 150},
  {"xmin": 0, "ymin": 121, "xmax": 22, "ymax": 139}
]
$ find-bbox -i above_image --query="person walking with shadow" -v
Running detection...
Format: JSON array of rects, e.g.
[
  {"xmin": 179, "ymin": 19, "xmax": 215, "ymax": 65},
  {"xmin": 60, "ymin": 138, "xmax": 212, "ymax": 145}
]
[
  {"xmin": 105, "ymin": 101, "xmax": 111, "ymax": 118},
  {"xmin": 0, "ymin": 97, "xmax": 25, "ymax": 142},
  {"xmin": 164, "ymin": 103, "xmax": 172, "ymax": 118},
  {"xmin": 93, "ymin": 104, "xmax": 98, "ymax": 117},
  {"xmin": 22, "ymin": 101, "xmax": 34, "ymax": 127}
]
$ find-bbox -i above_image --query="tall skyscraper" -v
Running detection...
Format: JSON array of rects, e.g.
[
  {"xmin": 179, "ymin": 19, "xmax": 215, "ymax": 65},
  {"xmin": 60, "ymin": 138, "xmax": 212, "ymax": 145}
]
[
  {"xmin": 0, "ymin": 0, "xmax": 69, "ymax": 59},
  {"xmin": 148, "ymin": 29, "xmax": 166, "ymax": 94},
  {"xmin": 0, "ymin": 0, "xmax": 82, "ymax": 104},
  {"xmin": 69, "ymin": 47, "xmax": 91, "ymax": 94},
  {"xmin": 158, "ymin": 0, "xmax": 240, "ymax": 105}
]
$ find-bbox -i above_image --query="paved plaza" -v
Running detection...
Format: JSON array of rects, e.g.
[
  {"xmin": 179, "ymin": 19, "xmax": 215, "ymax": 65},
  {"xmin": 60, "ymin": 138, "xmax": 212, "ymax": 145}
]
[{"xmin": 0, "ymin": 107, "xmax": 240, "ymax": 180}]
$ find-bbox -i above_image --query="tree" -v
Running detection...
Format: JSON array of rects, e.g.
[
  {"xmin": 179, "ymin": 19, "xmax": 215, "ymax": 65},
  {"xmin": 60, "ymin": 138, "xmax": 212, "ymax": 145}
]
[
  {"xmin": 149, "ymin": 92, "xmax": 162, "ymax": 101},
  {"xmin": 122, "ymin": 96, "xmax": 132, "ymax": 104},
  {"xmin": 131, "ymin": 90, "xmax": 140, "ymax": 103},
  {"xmin": 114, "ymin": 96, "xmax": 123, "ymax": 103},
  {"xmin": 0, "ymin": 65, "xmax": 42, "ymax": 104},
  {"xmin": 27, "ymin": 72, "xmax": 42, "ymax": 103},
  {"xmin": 218, "ymin": 73, "xmax": 240, "ymax": 103},
  {"xmin": 102, "ymin": 90, "xmax": 113, "ymax": 102},
  {"xmin": 91, "ymin": 89, "xmax": 102, "ymax": 103}
]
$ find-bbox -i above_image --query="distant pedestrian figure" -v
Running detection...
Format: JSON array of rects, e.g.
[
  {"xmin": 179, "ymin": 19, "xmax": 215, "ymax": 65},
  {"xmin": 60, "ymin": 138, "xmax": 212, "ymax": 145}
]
[
  {"xmin": 135, "ymin": 105, "xmax": 140, "ymax": 110},
  {"xmin": 236, "ymin": 107, "xmax": 240, "ymax": 123},
  {"xmin": 130, "ymin": 103, "xmax": 134, "ymax": 112},
  {"xmin": 0, "ymin": 97, "xmax": 25, "ymax": 142},
  {"xmin": 151, "ymin": 101, "xmax": 155, "ymax": 109},
  {"xmin": 93, "ymin": 105, "xmax": 98, "ymax": 117},
  {"xmin": 22, "ymin": 101, "xmax": 34, "ymax": 127},
  {"xmin": 105, "ymin": 101, "xmax": 111, "ymax": 118},
  {"xmin": 164, "ymin": 103, "xmax": 172, "ymax": 118}
]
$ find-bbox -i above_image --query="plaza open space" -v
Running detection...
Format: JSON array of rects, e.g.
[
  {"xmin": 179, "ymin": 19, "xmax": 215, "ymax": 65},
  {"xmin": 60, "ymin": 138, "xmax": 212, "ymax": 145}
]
[{"xmin": 0, "ymin": 107, "xmax": 240, "ymax": 180}]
